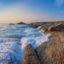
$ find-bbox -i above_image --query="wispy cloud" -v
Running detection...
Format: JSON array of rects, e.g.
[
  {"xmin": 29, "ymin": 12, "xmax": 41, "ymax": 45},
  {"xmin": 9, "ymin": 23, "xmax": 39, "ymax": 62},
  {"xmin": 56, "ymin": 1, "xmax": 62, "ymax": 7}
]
[{"xmin": 56, "ymin": 0, "xmax": 64, "ymax": 7}]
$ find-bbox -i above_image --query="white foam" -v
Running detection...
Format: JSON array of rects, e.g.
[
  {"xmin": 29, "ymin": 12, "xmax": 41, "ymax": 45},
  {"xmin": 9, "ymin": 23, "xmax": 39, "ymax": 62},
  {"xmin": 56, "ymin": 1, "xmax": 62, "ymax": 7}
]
[{"xmin": 21, "ymin": 33, "xmax": 51, "ymax": 49}]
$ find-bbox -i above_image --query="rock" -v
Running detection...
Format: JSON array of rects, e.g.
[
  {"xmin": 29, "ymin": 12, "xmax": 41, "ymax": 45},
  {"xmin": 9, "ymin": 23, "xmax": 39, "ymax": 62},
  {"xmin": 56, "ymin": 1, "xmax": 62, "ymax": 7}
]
[
  {"xmin": 17, "ymin": 22, "xmax": 26, "ymax": 24},
  {"xmin": 48, "ymin": 24, "xmax": 64, "ymax": 32},
  {"xmin": 36, "ymin": 32, "xmax": 64, "ymax": 64},
  {"xmin": 21, "ymin": 22, "xmax": 64, "ymax": 64},
  {"xmin": 22, "ymin": 44, "xmax": 40, "ymax": 64},
  {"xmin": 46, "ymin": 32, "xmax": 64, "ymax": 64},
  {"xmin": 36, "ymin": 43, "xmax": 52, "ymax": 64},
  {"xmin": 30, "ymin": 22, "xmax": 64, "ymax": 32},
  {"xmin": 9, "ymin": 23, "xmax": 15, "ymax": 25}
]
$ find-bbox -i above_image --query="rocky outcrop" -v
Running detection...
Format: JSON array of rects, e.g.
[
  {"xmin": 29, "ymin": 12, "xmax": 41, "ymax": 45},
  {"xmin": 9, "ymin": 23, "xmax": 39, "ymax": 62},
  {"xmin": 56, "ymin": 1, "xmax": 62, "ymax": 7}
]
[
  {"xmin": 48, "ymin": 24, "xmax": 64, "ymax": 32},
  {"xmin": 22, "ymin": 32, "xmax": 64, "ymax": 64},
  {"xmin": 36, "ymin": 32, "xmax": 64, "ymax": 64},
  {"xmin": 22, "ymin": 44, "xmax": 40, "ymax": 64},
  {"xmin": 21, "ymin": 22, "xmax": 64, "ymax": 64},
  {"xmin": 17, "ymin": 22, "xmax": 26, "ymax": 24},
  {"xmin": 30, "ymin": 22, "xmax": 64, "ymax": 32}
]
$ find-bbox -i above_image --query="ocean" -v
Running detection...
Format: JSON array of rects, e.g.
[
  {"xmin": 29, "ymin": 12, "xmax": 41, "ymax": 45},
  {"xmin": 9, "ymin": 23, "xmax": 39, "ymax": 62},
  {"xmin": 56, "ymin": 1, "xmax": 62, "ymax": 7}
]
[{"xmin": 0, "ymin": 24, "xmax": 50, "ymax": 64}]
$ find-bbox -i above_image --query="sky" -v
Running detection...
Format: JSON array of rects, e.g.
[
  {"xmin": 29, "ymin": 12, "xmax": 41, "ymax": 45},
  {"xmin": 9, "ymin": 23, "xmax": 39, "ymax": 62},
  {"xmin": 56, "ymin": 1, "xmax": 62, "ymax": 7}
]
[{"xmin": 0, "ymin": 0, "xmax": 64, "ymax": 23}]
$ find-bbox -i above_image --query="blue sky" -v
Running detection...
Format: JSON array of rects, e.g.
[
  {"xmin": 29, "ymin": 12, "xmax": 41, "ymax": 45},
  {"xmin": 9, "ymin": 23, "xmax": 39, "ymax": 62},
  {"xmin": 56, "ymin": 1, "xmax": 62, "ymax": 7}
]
[{"xmin": 0, "ymin": 0, "xmax": 64, "ymax": 23}]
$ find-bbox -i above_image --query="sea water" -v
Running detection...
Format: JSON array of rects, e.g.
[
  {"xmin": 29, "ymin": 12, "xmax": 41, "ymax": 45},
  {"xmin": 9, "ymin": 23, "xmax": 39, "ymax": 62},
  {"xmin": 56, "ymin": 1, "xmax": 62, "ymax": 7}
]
[{"xmin": 0, "ymin": 24, "xmax": 50, "ymax": 64}]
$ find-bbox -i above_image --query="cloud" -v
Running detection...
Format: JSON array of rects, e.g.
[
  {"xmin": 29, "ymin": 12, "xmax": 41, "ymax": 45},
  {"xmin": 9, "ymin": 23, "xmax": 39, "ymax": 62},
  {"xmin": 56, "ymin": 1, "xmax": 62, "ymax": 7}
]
[{"xmin": 56, "ymin": 0, "xmax": 64, "ymax": 7}]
